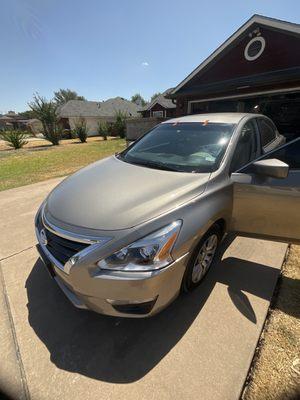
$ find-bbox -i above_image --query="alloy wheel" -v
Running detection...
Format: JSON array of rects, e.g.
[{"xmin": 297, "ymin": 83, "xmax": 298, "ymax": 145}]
[{"xmin": 191, "ymin": 234, "xmax": 218, "ymax": 283}]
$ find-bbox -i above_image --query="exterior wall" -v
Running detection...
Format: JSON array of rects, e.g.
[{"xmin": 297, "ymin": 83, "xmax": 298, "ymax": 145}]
[
  {"xmin": 126, "ymin": 117, "xmax": 167, "ymax": 141},
  {"xmin": 68, "ymin": 116, "xmax": 115, "ymax": 136}
]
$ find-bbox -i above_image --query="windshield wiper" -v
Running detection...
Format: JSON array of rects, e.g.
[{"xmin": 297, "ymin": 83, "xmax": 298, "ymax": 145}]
[{"xmin": 130, "ymin": 159, "xmax": 182, "ymax": 172}]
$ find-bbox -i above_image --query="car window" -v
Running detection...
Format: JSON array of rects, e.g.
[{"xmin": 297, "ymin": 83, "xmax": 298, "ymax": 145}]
[
  {"xmin": 119, "ymin": 122, "xmax": 235, "ymax": 173},
  {"xmin": 258, "ymin": 118, "xmax": 277, "ymax": 148},
  {"xmin": 230, "ymin": 120, "xmax": 258, "ymax": 172}
]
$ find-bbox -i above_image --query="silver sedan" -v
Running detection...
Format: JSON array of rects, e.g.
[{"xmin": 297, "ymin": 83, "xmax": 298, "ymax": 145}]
[{"xmin": 35, "ymin": 113, "xmax": 300, "ymax": 317}]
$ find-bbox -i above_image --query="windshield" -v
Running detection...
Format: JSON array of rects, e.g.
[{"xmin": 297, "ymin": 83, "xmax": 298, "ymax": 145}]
[{"xmin": 119, "ymin": 122, "xmax": 235, "ymax": 173}]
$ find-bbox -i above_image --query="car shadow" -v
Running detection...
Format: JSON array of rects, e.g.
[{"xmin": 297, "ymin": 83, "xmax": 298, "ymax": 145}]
[{"xmin": 26, "ymin": 235, "xmax": 283, "ymax": 383}]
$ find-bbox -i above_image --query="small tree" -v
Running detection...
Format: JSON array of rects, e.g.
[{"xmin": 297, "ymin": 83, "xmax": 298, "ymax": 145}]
[
  {"xmin": 54, "ymin": 88, "xmax": 86, "ymax": 105},
  {"xmin": 74, "ymin": 119, "xmax": 88, "ymax": 143},
  {"xmin": 0, "ymin": 130, "xmax": 28, "ymax": 149},
  {"xmin": 17, "ymin": 110, "xmax": 36, "ymax": 119},
  {"xmin": 150, "ymin": 92, "xmax": 162, "ymax": 102},
  {"xmin": 131, "ymin": 93, "xmax": 147, "ymax": 107},
  {"xmin": 113, "ymin": 110, "xmax": 127, "ymax": 138},
  {"xmin": 28, "ymin": 94, "xmax": 61, "ymax": 145},
  {"xmin": 97, "ymin": 121, "xmax": 108, "ymax": 140}
]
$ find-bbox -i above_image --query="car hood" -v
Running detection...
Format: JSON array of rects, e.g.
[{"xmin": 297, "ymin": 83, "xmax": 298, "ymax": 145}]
[{"xmin": 45, "ymin": 156, "xmax": 210, "ymax": 231}]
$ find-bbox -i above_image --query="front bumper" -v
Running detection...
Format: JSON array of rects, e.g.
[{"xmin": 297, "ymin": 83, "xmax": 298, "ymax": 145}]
[{"xmin": 36, "ymin": 243, "xmax": 189, "ymax": 318}]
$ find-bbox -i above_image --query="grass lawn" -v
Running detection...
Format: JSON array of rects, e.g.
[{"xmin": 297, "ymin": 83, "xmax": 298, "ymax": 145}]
[
  {"xmin": 243, "ymin": 245, "xmax": 300, "ymax": 400},
  {"xmin": 0, "ymin": 137, "xmax": 126, "ymax": 191}
]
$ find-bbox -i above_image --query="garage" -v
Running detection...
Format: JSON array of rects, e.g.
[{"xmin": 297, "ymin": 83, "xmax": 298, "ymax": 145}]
[{"xmin": 170, "ymin": 15, "xmax": 300, "ymax": 141}]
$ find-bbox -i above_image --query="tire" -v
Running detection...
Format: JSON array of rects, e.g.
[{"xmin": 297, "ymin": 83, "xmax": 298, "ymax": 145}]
[{"xmin": 182, "ymin": 224, "xmax": 222, "ymax": 292}]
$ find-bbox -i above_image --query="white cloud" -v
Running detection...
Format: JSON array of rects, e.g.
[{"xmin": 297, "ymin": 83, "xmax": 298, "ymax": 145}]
[{"xmin": 141, "ymin": 61, "xmax": 149, "ymax": 67}]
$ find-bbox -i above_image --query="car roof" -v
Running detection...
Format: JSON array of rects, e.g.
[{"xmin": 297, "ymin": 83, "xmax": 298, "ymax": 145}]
[{"xmin": 162, "ymin": 112, "xmax": 260, "ymax": 124}]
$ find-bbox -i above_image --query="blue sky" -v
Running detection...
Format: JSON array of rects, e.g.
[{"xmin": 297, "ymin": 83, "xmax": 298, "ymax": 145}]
[{"xmin": 1, "ymin": 0, "xmax": 299, "ymax": 112}]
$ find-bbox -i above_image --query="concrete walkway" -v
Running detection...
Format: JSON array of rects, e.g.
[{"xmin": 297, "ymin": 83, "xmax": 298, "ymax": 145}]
[{"xmin": 0, "ymin": 178, "xmax": 288, "ymax": 400}]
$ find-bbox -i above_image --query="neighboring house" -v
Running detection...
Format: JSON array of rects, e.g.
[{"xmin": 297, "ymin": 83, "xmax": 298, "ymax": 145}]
[
  {"xmin": 170, "ymin": 14, "xmax": 300, "ymax": 140},
  {"xmin": 139, "ymin": 89, "xmax": 176, "ymax": 118},
  {"xmin": 0, "ymin": 111, "xmax": 23, "ymax": 130},
  {"xmin": 0, "ymin": 112, "xmax": 43, "ymax": 135},
  {"xmin": 58, "ymin": 97, "xmax": 140, "ymax": 136}
]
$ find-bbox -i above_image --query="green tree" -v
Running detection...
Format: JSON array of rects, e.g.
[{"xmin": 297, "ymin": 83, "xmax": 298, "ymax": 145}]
[
  {"xmin": 97, "ymin": 121, "xmax": 108, "ymax": 140},
  {"xmin": 54, "ymin": 88, "xmax": 85, "ymax": 105},
  {"xmin": 113, "ymin": 110, "xmax": 127, "ymax": 138},
  {"xmin": 17, "ymin": 110, "xmax": 36, "ymax": 119},
  {"xmin": 150, "ymin": 92, "xmax": 162, "ymax": 102},
  {"xmin": 131, "ymin": 93, "xmax": 147, "ymax": 107},
  {"xmin": 28, "ymin": 94, "xmax": 61, "ymax": 145}
]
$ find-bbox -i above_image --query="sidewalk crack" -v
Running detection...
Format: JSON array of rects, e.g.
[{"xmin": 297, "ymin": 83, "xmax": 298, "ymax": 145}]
[{"xmin": 0, "ymin": 246, "xmax": 35, "ymax": 262}]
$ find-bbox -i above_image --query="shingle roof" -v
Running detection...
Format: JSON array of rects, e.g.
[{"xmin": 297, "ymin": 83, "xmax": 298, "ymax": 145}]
[
  {"xmin": 139, "ymin": 88, "xmax": 176, "ymax": 111},
  {"xmin": 59, "ymin": 97, "xmax": 140, "ymax": 118}
]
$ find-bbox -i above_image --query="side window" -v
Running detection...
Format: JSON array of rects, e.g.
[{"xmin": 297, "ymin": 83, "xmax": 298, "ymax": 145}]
[
  {"xmin": 230, "ymin": 120, "xmax": 258, "ymax": 172},
  {"xmin": 258, "ymin": 118, "xmax": 277, "ymax": 148}
]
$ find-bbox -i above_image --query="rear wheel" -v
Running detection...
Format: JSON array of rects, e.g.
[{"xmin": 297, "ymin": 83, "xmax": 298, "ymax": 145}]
[{"xmin": 182, "ymin": 225, "xmax": 222, "ymax": 292}]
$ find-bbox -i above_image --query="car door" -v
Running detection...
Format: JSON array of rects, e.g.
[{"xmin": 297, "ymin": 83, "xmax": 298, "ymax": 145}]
[{"xmin": 230, "ymin": 137, "xmax": 300, "ymax": 244}]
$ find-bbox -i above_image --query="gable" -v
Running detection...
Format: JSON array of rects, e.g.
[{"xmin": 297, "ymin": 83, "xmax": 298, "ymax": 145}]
[
  {"xmin": 185, "ymin": 26, "xmax": 300, "ymax": 88},
  {"xmin": 172, "ymin": 15, "xmax": 300, "ymax": 96}
]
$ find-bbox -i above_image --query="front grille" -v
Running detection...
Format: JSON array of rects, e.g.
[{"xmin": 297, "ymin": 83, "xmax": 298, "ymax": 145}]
[{"xmin": 44, "ymin": 228, "xmax": 89, "ymax": 265}]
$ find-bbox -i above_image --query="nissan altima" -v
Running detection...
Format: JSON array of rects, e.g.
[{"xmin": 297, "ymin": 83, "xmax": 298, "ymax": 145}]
[{"xmin": 35, "ymin": 113, "xmax": 300, "ymax": 317}]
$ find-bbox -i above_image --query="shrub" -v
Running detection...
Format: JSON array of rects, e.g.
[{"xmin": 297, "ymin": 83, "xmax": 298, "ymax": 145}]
[
  {"xmin": 113, "ymin": 110, "xmax": 127, "ymax": 138},
  {"xmin": 97, "ymin": 121, "xmax": 108, "ymax": 140},
  {"xmin": 0, "ymin": 130, "xmax": 29, "ymax": 149},
  {"xmin": 107, "ymin": 123, "xmax": 115, "ymax": 136},
  {"xmin": 74, "ymin": 119, "xmax": 88, "ymax": 143},
  {"xmin": 28, "ymin": 94, "xmax": 61, "ymax": 145},
  {"xmin": 61, "ymin": 129, "xmax": 75, "ymax": 139}
]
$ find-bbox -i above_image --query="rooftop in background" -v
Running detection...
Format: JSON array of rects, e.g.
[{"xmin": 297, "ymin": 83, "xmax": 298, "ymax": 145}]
[
  {"xmin": 59, "ymin": 98, "xmax": 141, "ymax": 118},
  {"xmin": 140, "ymin": 88, "xmax": 176, "ymax": 112}
]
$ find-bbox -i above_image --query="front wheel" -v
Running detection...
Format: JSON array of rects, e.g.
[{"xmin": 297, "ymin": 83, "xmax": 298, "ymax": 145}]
[{"xmin": 182, "ymin": 225, "xmax": 221, "ymax": 292}]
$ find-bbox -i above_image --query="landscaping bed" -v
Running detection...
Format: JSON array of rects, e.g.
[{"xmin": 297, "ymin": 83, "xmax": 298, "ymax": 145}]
[{"xmin": 243, "ymin": 245, "xmax": 300, "ymax": 400}]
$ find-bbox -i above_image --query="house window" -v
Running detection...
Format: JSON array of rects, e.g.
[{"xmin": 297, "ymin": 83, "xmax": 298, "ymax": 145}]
[
  {"xmin": 152, "ymin": 110, "xmax": 164, "ymax": 118},
  {"xmin": 244, "ymin": 36, "xmax": 265, "ymax": 61}
]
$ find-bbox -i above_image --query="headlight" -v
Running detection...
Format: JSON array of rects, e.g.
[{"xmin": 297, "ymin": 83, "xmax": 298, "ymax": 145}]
[{"xmin": 97, "ymin": 220, "xmax": 182, "ymax": 272}]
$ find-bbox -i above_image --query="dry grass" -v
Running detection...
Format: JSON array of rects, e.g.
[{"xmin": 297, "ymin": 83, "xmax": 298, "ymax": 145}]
[
  {"xmin": 0, "ymin": 135, "xmax": 108, "ymax": 152},
  {"xmin": 243, "ymin": 245, "xmax": 300, "ymax": 400},
  {"xmin": 0, "ymin": 138, "xmax": 125, "ymax": 191}
]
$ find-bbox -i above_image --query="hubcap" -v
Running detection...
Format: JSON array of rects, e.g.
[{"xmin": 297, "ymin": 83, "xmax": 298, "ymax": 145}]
[{"xmin": 191, "ymin": 234, "xmax": 218, "ymax": 283}]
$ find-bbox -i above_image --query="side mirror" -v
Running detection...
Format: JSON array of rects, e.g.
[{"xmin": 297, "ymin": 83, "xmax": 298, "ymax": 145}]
[{"xmin": 252, "ymin": 158, "xmax": 289, "ymax": 179}]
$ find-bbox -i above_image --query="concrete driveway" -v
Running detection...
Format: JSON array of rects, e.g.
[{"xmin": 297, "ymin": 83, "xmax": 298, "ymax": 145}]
[{"xmin": 0, "ymin": 178, "xmax": 288, "ymax": 400}]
